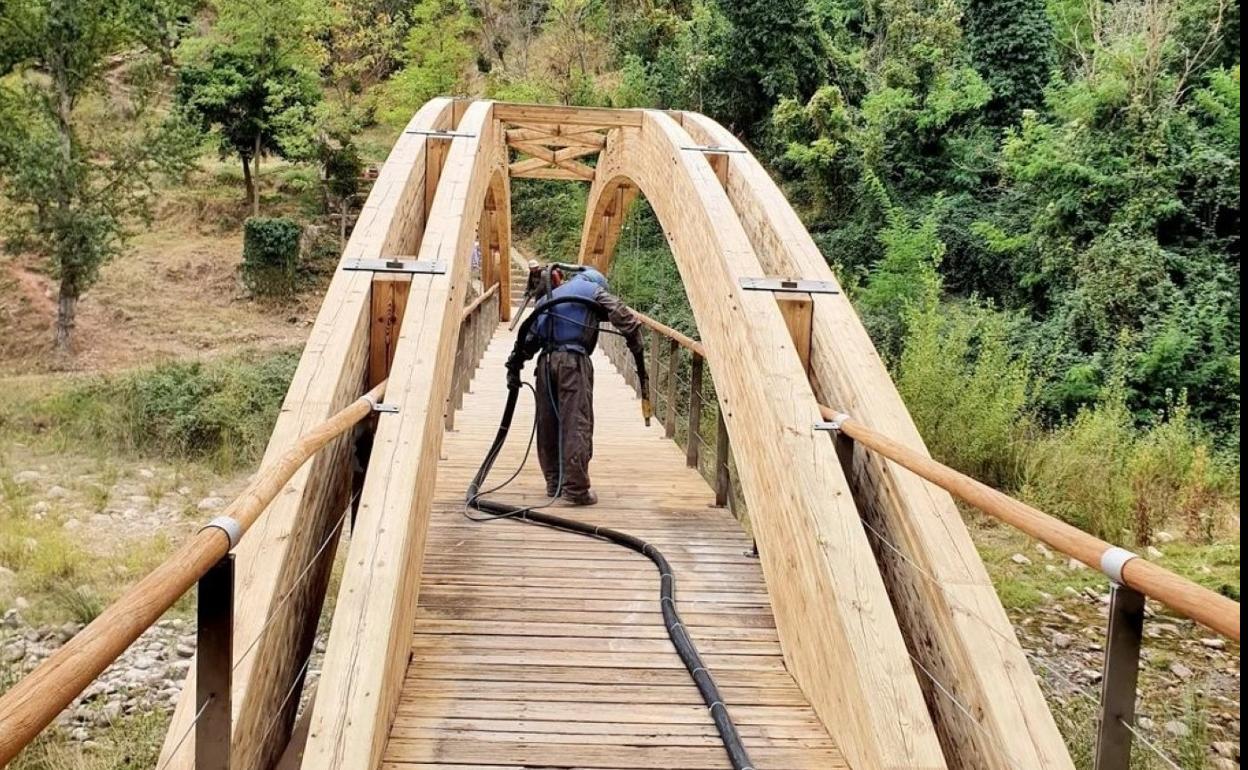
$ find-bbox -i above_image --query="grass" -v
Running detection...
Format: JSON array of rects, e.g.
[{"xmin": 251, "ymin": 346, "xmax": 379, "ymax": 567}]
[{"xmin": 0, "ymin": 349, "xmax": 298, "ymax": 472}]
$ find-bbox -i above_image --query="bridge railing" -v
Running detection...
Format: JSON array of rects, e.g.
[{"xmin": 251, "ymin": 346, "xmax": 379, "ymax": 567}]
[
  {"xmin": 603, "ymin": 308, "xmax": 1239, "ymax": 770},
  {"xmin": 0, "ymin": 289, "xmax": 503, "ymax": 767}
]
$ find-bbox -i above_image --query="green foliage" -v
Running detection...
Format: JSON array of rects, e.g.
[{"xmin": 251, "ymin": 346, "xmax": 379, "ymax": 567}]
[
  {"xmin": 175, "ymin": 41, "xmax": 322, "ymax": 210},
  {"xmin": 241, "ymin": 216, "xmax": 303, "ymax": 296},
  {"xmin": 0, "ymin": 0, "xmax": 198, "ymax": 351},
  {"xmin": 4, "ymin": 351, "xmax": 299, "ymax": 469},
  {"xmin": 964, "ymin": 0, "xmax": 1055, "ymax": 123},
  {"xmin": 898, "ymin": 299, "xmax": 1031, "ymax": 486},
  {"xmin": 857, "ymin": 196, "xmax": 946, "ymax": 356},
  {"xmin": 378, "ymin": 0, "xmax": 473, "ymax": 123}
]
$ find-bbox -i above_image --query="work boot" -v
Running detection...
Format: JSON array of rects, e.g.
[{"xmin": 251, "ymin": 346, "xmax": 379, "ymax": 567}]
[
  {"xmin": 545, "ymin": 481, "xmax": 559, "ymax": 498},
  {"xmin": 562, "ymin": 490, "xmax": 598, "ymax": 506}
]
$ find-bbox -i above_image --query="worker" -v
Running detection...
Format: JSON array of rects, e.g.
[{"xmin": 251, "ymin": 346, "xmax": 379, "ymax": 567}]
[{"xmin": 511, "ymin": 264, "xmax": 645, "ymax": 505}]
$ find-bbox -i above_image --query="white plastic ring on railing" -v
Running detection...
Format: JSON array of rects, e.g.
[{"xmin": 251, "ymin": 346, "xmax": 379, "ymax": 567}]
[
  {"xmin": 1100, "ymin": 547, "xmax": 1138, "ymax": 584},
  {"xmin": 200, "ymin": 516, "xmax": 243, "ymax": 550}
]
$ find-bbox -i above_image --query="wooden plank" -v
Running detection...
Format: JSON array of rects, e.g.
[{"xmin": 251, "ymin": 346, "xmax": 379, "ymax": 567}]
[
  {"xmin": 507, "ymin": 142, "xmax": 600, "ymax": 165},
  {"xmin": 157, "ymin": 98, "xmax": 456, "ymax": 770},
  {"xmin": 576, "ymin": 112, "xmax": 946, "ymax": 770},
  {"xmin": 379, "ymin": 321, "xmax": 844, "ymax": 770},
  {"xmin": 508, "ymin": 162, "xmax": 594, "ymax": 181},
  {"xmin": 680, "ymin": 111, "xmax": 1074, "ymax": 770},
  {"xmin": 301, "ymin": 100, "xmax": 507, "ymax": 770},
  {"xmin": 493, "ymin": 103, "xmax": 643, "ymax": 127},
  {"xmin": 505, "ymin": 128, "xmax": 607, "ymax": 148}
]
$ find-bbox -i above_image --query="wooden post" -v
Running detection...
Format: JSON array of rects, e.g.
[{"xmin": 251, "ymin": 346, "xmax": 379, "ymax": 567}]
[
  {"xmin": 446, "ymin": 320, "xmax": 464, "ymax": 430},
  {"xmin": 665, "ymin": 338, "xmax": 679, "ymax": 439},
  {"xmin": 368, "ymin": 276, "xmax": 411, "ymax": 389},
  {"xmin": 686, "ymin": 355, "xmax": 703, "ymax": 468},
  {"xmin": 777, "ymin": 293, "xmax": 813, "ymax": 377},
  {"xmin": 1095, "ymin": 584, "xmax": 1146, "ymax": 770},
  {"xmin": 197, "ymin": 554, "xmax": 234, "ymax": 770},
  {"xmin": 648, "ymin": 329, "xmax": 660, "ymax": 409},
  {"xmin": 714, "ymin": 408, "xmax": 730, "ymax": 508},
  {"xmin": 424, "ymin": 137, "xmax": 449, "ymax": 219}
]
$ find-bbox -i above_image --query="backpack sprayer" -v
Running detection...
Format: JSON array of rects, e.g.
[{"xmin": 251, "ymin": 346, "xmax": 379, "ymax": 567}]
[{"xmin": 464, "ymin": 290, "xmax": 756, "ymax": 770}]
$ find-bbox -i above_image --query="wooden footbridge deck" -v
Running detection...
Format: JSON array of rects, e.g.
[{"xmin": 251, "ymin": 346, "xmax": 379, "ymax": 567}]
[
  {"xmin": 0, "ymin": 100, "xmax": 1238, "ymax": 770},
  {"xmin": 387, "ymin": 327, "xmax": 842, "ymax": 769}
]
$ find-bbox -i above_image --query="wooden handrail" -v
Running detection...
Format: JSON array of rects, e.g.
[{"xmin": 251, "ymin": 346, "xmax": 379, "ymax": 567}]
[
  {"xmin": 0, "ymin": 381, "xmax": 387, "ymax": 764},
  {"xmin": 462, "ymin": 282, "xmax": 499, "ymax": 320},
  {"xmin": 631, "ymin": 308, "xmax": 1240, "ymax": 641}
]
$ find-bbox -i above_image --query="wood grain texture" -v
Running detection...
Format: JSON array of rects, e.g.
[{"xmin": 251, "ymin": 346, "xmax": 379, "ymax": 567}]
[
  {"xmin": 156, "ymin": 97, "xmax": 456, "ymax": 770},
  {"xmin": 380, "ymin": 326, "xmax": 844, "ymax": 770},
  {"xmin": 301, "ymin": 100, "xmax": 508, "ymax": 770},
  {"xmin": 577, "ymin": 111, "xmax": 946, "ymax": 770},
  {"xmin": 678, "ymin": 111, "xmax": 1074, "ymax": 770}
]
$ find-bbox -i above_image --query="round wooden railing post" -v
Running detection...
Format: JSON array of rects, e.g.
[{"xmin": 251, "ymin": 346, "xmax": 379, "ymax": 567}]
[
  {"xmin": 714, "ymin": 408, "xmax": 730, "ymax": 508},
  {"xmin": 648, "ymin": 328, "xmax": 661, "ymax": 410}
]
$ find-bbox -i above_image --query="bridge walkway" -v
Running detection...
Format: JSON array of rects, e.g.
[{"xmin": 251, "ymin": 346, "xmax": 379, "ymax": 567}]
[{"xmin": 380, "ymin": 323, "xmax": 845, "ymax": 769}]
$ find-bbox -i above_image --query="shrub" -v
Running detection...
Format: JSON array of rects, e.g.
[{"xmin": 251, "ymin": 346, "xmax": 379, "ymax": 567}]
[
  {"xmin": 241, "ymin": 217, "xmax": 303, "ymax": 297},
  {"xmin": 897, "ymin": 298, "xmax": 1031, "ymax": 487},
  {"xmin": 8, "ymin": 351, "xmax": 299, "ymax": 470}
]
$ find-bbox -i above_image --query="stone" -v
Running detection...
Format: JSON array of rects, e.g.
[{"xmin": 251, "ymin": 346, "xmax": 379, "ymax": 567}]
[
  {"xmin": 138, "ymin": 469, "xmax": 156, "ymax": 479},
  {"xmin": 175, "ymin": 643, "xmax": 195, "ymax": 659},
  {"xmin": 1154, "ymin": 530, "xmax": 1175, "ymax": 544},
  {"xmin": 1163, "ymin": 720, "xmax": 1190, "ymax": 738},
  {"xmin": 1052, "ymin": 633, "xmax": 1074, "ymax": 649},
  {"xmin": 197, "ymin": 497, "xmax": 226, "ymax": 512},
  {"xmin": 1201, "ymin": 637, "xmax": 1227, "ymax": 650},
  {"xmin": 13, "ymin": 470, "xmax": 40, "ymax": 484},
  {"xmin": 2, "ymin": 609, "xmax": 20, "ymax": 628},
  {"xmin": 31, "ymin": 501, "xmax": 49, "ymax": 514},
  {"xmin": 63, "ymin": 519, "xmax": 81, "ymax": 531},
  {"xmin": 70, "ymin": 727, "xmax": 89, "ymax": 742},
  {"xmin": 1145, "ymin": 545, "xmax": 1164, "ymax": 559},
  {"xmin": 1010, "ymin": 553, "xmax": 1032, "ymax": 566},
  {"xmin": 45, "ymin": 485, "xmax": 68, "ymax": 499},
  {"xmin": 3, "ymin": 644, "xmax": 25, "ymax": 664},
  {"xmin": 1211, "ymin": 741, "xmax": 1237, "ymax": 759},
  {"xmin": 1211, "ymin": 759, "xmax": 1236, "ymax": 770},
  {"xmin": 1170, "ymin": 661, "xmax": 1194, "ymax": 680},
  {"xmin": 1081, "ymin": 669, "xmax": 1103, "ymax": 683},
  {"xmin": 1067, "ymin": 558, "xmax": 1088, "ymax": 570},
  {"xmin": 1034, "ymin": 543, "xmax": 1052, "ymax": 559}
]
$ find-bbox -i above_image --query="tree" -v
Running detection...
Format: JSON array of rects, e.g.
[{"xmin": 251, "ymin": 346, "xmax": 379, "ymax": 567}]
[
  {"xmin": 963, "ymin": 0, "xmax": 1054, "ymax": 124},
  {"xmin": 0, "ymin": 0, "xmax": 197, "ymax": 353},
  {"xmin": 378, "ymin": 0, "xmax": 473, "ymax": 122},
  {"xmin": 176, "ymin": 45, "xmax": 321, "ymax": 215}
]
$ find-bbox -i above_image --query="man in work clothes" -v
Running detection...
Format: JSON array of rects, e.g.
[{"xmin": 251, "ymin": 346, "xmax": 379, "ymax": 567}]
[{"xmin": 520, "ymin": 267, "xmax": 645, "ymax": 506}]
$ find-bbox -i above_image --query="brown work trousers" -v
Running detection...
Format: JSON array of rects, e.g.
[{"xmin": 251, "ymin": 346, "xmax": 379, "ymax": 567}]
[{"xmin": 535, "ymin": 351, "xmax": 595, "ymax": 499}]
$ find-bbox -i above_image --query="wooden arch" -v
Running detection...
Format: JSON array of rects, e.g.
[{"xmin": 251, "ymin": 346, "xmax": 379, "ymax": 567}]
[
  {"xmin": 577, "ymin": 113, "xmax": 1073, "ymax": 770},
  {"xmin": 577, "ymin": 112, "xmax": 947, "ymax": 770}
]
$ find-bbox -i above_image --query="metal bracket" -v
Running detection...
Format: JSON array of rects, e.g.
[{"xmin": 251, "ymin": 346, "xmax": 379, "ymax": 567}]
[
  {"xmin": 343, "ymin": 258, "xmax": 446, "ymax": 275},
  {"xmin": 361, "ymin": 394, "xmax": 400, "ymax": 414},
  {"xmin": 813, "ymin": 413, "xmax": 852, "ymax": 432},
  {"xmin": 201, "ymin": 516, "xmax": 243, "ymax": 549},
  {"xmin": 739, "ymin": 277, "xmax": 840, "ymax": 295},
  {"xmin": 404, "ymin": 129, "xmax": 477, "ymax": 139},
  {"xmin": 681, "ymin": 145, "xmax": 747, "ymax": 155},
  {"xmin": 1100, "ymin": 547, "xmax": 1138, "ymax": 584}
]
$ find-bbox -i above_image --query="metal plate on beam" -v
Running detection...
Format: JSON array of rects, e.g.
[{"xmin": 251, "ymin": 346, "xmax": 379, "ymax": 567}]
[
  {"xmin": 404, "ymin": 129, "xmax": 477, "ymax": 139},
  {"xmin": 372, "ymin": 403, "xmax": 400, "ymax": 414},
  {"xmin": 342, "ymin": 258, "xmax": 446, "ymax": 275},
  {"xmin": 681, "ymin": 145, "xmax": 748, "ymax": 155},
  {"xmin": 739, "ymin": 277, "xmax": 840, "ymax": 295}
]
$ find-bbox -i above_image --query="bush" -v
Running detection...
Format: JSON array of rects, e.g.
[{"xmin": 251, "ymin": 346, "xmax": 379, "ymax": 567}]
[
  {"xmin": 897, "ymin": 298, "xmax": 1030, "ymax": 487},
  {"xmin": 242, "ymin": 217, "xmax": 303, "ymax": 297},
  {"xmin": 8, "ymin": 351, "xmax": 299, "ymax": 470}
]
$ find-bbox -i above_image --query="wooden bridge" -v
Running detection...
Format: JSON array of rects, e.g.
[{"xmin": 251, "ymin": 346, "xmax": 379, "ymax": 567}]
[{"xmin": 0, "ymin": 100, "xmax": 1238, "ymax": 770}]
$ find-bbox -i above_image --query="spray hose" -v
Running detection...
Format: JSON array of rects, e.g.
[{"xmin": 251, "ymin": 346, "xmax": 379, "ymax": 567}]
[{"xmin": 464, "ymin": 298, "xmax": 756, "ymax": 770}]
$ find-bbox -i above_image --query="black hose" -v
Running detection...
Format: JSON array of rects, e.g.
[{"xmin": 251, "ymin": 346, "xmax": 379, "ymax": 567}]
[{"xmin": 465, "ymin": 299, "xmax": 757, "ymax": 770}]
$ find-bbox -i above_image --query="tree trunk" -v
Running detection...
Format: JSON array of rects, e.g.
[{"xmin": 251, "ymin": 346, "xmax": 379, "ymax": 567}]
[
  {"xmin": 242, "ymin": 155, "xmax": 256, "ymax": 216},
  {"xmin": 252, "ymin": 133, "xmax": 263, "ymax": 217},
  {"xmin": 55, "ymin": 278, "xmax": 78, "ymax": 355}
]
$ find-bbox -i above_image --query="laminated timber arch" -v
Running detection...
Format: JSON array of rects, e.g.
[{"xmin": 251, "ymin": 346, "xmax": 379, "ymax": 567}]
[
  {"xmin": 159, "ymin": 97, "xmax": 462, "ymax": 770},
  {"xmin": 579, "ymin": 112, "xmax": 1075, "ymax": 770},
  {"xmin": 577, "ymin": 111, "xmax": 948, "ymax": 770}
]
